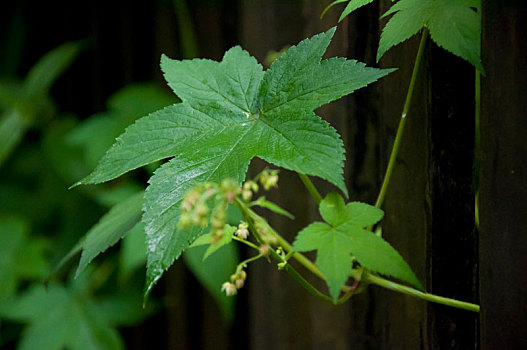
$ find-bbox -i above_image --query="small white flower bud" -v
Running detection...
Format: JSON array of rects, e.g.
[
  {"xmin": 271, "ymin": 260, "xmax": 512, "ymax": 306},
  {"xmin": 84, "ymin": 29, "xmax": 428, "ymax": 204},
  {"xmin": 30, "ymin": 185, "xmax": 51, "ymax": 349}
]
[
  {"xmin": 221, "ymin": 282, "xmax": 237, "ymax": 296},
  {"xmin": 236, "ymin": 227, "xmax": 249, "ymax": 239},
  {"xmin": 235, "ymin": 278, "xmax": 245, "ymax": 289}
]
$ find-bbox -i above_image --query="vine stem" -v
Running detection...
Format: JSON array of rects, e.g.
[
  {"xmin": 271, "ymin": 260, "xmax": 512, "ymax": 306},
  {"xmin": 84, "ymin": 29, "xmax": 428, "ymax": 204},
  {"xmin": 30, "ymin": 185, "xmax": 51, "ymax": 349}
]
[
  {"xmin": 298, "ymin": 173, "xmax": 323, "ymax": 204},
  {"xmin": 237, "ymin": 253, "xmax": 264, "ymax": 270},
  {"xmin": 232, "ymin": 236, "xmax": 261, "ymax": 251},
  {"xmin": 374, "ymin": 29, "xmax": 429, "ymax": 209},
  {"xmin": 362, "ymin": 272, "xmax": 480, "ymax": 312}
]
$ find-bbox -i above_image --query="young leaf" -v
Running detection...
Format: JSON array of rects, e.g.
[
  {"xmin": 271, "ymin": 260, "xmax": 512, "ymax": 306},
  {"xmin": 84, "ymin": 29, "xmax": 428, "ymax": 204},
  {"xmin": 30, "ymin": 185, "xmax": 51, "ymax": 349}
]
[
  {"xmin": 377, "ymin": 0, "xmax": 430, "ymax": 62},
  {"xmin": 251, "ymin": 196, "xmax": 294, "ymax": 220},
  {"xmin": 76, "ymin": 28, "xmax": 393, "ymax": 296},
  {"xmin": 427, "ymin": 0, "xmax": 482, "ymax": 72},
  {"xmin": 293, "ymin": 193, "xmax": 423, "ymax": 302},
  {"xmin": 322, "ymin": 0, "xmax": 397, "ymax": 23},
  {"xmin": 76, "ymin": 192, "xmax": 144, "ymax": 278},
  {"xmin": 189, "ymin": 224, "xmax": 236, "ymax": 260},
  {"xmin": 378, "ymin": 0, "xmax": 482, "ymax": 71},
  {"xmin": 339, "ymin": 0, "xmax": 375, "ymax": 22}
]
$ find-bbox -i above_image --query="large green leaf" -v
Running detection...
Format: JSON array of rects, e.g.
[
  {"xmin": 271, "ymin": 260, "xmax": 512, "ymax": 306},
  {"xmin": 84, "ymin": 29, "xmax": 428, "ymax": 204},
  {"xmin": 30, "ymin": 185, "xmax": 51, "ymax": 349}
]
[
  {"xmin": 293, "ymin": 193, "xmax": 423, "ymax": 302},
  {"xmin": 378, "ymin": 0, "xmax": 482, "ymax": 71},
  {"xmin": 76, "ymin": 28, "xmax": 393, "ymax": 296},
  {"xmin": 68, "ymin": 84, "xmax": 177, "ymax": 171}
]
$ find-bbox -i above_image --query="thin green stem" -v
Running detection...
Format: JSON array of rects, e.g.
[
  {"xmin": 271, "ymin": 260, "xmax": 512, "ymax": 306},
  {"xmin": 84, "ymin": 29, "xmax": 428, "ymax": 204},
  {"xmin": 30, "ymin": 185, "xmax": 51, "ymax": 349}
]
[
  {"xmin": 474, "ymin": 56, "xmax": 481, "ymax": 230},
  {"xmin": 234, "ymin": 197, "xmax": 264, "ymax": 244},
  {"xmin": 298, "ymin": 173, "xmax": 323, "ymax": 204},
  {"xmin": 267, "ymin": 248, "xmax": 334, "ymax": 304},
  {"xmin": 268, "ymin": 242, "xmax": 357, "ymax": 305},
  {"xmin": 374, "ymin": 29, "xmax": 429, "ymax": 209},
  {"xmin": 246, "ymin": 206, "xmax": 325, "ymax": 279},
  {"xmin": 237, "ymin": 253, "xmax": 264, "ymax": 270},
  {"xmin": 363, "ymin": 272, "xmax": 480, "ymax": 312},
  {"xmin": 232, "ymin": 236, "xmax": 261, "ymax": 252}
]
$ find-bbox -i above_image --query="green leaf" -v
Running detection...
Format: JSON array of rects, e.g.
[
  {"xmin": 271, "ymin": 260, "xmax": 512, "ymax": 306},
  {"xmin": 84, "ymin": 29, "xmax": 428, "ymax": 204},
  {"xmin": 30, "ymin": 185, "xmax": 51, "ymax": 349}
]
[
  {"xmin": 259, "ymin": 29, "xmax": 394, "ymax": 116},
  {"xmin": 77, "ymin": 28, "xmax": 393, "ymax": 296},
  {"xmin": 189, "ymin": 224, "xmax": 236, "ymax": 260},
  {"xmin": 107, "ymin": 84, "xmax": 178, "ymax": 125},
  {"xmin": 0, "ymin": 284, "xmax": 125, "ymax": 350},
  {"xmin": 162, "ymin": 46, "xmax": 264, "ymax": 114},
  {"xmin": 339, "ymin": 0, "xmax": 375, "ymax": 22},
  {"xmin": 76, "ymin": 192, "xmax": 144, "ymax": 278},
  {"xmin": 143, "ymin": 133, "xmax": 252, "ymax": 295},
  {"xmin": 72, "ymin": 103, "xmax": 209, "ymax": 186},
  {"xmin": 378, "ymin": 0, "xmax": 482, "ymax": 71},
  {"xmin": 293, "ymin": 221, "xmax": 352, "ymax": 300},
  {"xmin": 0, "ymin": 217, "xmax": 47, "ymax": 301},
  {"xmin": 251, "ymin": 196, "xmax": 294, "ymax": 220},
  {"xmin": 377, "ymin": 0, "xmax": 429, "ymax": 62},
  {"xmin": 293, "ymin": 193, "xmax": 422, "ymax": 301},
  {"xmin": 427, "ymin": 0, "xmax": 483, "ymax": 72},
  {"xmin": 184, "ymin": 242, "xmax": 238, "ymax": 322},
  {"xmin": 68, "ymin": 84, "xmax": 177, "ymax": 173}
]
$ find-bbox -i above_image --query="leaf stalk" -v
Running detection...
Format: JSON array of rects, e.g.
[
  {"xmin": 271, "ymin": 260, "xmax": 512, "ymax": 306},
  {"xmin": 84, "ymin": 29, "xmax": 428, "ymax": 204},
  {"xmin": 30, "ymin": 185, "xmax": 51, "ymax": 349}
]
[
  {"xmin": 374, "ymin": 29, "xmax": 429, "ymax": 209},
  {"xmin": 298, "ymin": 173, "xmax": 323, "ymax": 204},
  {"xmin": 363, "ymin": 272, "xmax": 480, "ymax": 312}
]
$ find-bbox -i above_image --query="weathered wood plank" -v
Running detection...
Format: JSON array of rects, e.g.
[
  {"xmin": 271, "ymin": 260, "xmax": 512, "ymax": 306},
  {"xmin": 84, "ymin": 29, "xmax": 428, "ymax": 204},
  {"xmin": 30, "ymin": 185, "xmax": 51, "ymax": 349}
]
[{"xmin": 480, "ymin": 1, "xmax": 527, "ymax": 348}]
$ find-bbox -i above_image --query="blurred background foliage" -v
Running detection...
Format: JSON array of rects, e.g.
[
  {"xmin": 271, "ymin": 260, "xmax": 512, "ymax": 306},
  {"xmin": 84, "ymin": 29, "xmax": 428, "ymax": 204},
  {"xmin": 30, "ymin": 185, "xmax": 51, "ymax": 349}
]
[{"xmin": 0, "ymin": 0, "xmax": 253, "ymax": 348}]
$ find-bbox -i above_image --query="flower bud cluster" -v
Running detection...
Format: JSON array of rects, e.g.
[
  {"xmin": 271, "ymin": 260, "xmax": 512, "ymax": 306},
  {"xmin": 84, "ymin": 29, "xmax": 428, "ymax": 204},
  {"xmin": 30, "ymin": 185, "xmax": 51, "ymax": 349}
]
[
  {"xmin": 242, "ymin": 180, "xmax": 258, "ymax": 202},
  {"xmin": 254, "ymin": 221, "xmax": 278, "ymax": 245},
  {"xmin": 220, "ymin": 178, "xmax": 240, "ymax": 203},
  {"xmin": 179, "ymin": 180, "xmax": 243, "ymax": 245},
  {"xmin": 222, "ymin": 269, "xmax": 248, "ymax": 296},
  {"xmin": 210, "ymin": 202, "xmax": 227, "ymax": 244},
  {"xmin": 259, "ymin": 169, "xmax": 279, "ymax": 190},
  {"xmin": 235, "ymin": 222, "xmax": 249, "ymax": 240},
  {"xmin": 179, "ymin": 184, "xmax": 215, "ymax": 228}
]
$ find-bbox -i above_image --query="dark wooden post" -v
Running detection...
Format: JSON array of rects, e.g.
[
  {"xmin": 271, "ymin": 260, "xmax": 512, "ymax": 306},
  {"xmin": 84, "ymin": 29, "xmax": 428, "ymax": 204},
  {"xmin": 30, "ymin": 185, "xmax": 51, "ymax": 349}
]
[
  {"xmin": 346, "ymin": 1, "xmax": 480, "ymax": 348},
  {"xmin": 480, "ymin": 1, "xmax": 527, "ymax": 348}
]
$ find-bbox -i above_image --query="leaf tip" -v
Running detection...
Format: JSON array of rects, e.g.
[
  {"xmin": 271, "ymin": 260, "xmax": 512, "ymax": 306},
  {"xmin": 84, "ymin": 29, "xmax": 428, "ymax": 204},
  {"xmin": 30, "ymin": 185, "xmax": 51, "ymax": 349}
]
[
  {"xmin": 327, "ymin": 26, "xmax": 338, "ymax": 38},
  {"xmin": 68, "ymin": 182, "xmax": 81, "ymax": 190}
]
